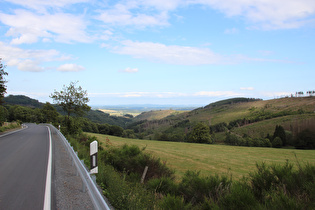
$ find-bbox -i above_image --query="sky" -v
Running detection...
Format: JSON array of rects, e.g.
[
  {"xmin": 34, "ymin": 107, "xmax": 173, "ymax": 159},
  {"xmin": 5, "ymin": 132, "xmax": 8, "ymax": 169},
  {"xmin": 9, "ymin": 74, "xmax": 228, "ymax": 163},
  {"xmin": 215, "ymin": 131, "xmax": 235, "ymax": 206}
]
[{"xmin": 0, "ymin": 0, "xmax": 315, "ymax": 106}]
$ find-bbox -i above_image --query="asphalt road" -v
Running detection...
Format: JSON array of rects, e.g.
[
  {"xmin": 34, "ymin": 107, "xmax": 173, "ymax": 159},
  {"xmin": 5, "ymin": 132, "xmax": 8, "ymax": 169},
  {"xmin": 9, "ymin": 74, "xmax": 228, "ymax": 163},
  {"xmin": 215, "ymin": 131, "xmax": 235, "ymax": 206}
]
[{"xmin": 0, "ymin": 124, "xmax": 51, "ymax": 210}]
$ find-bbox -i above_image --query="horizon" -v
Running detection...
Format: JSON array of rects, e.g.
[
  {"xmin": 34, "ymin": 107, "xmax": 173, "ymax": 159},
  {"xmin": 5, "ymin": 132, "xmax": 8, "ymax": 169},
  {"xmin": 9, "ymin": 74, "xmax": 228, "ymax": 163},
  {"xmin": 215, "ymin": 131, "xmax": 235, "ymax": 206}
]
[
  {"xmin": 6, "ymin": 93, "xmax": 312, "ymax": 109},
  {"xmin": 1, "ymin": 0, "xmax": 314, "ymax": 105}
]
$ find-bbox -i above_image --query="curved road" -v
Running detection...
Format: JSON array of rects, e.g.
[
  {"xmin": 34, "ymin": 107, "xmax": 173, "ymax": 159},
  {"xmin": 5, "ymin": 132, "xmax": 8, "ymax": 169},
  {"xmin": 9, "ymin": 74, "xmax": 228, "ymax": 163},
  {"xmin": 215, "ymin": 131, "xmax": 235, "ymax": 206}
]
[{"xmin": 0, "ymin": 124, "xmax": 51, "ymax": 210}]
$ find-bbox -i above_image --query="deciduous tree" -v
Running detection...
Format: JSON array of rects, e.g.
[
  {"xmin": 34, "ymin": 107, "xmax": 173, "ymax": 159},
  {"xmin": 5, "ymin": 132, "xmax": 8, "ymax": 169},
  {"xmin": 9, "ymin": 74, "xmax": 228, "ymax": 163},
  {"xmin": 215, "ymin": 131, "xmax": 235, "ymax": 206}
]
[
  {"xmin": 50, "ymin": 81, "xmax": 90, "ymax": 132},
  {"xmin": 189, "ymin": 122, "xmax": 212, "ymax": 144},
  {"xmin": 0, "ymin": 58, "xmax": 8, "ymax": 105}
]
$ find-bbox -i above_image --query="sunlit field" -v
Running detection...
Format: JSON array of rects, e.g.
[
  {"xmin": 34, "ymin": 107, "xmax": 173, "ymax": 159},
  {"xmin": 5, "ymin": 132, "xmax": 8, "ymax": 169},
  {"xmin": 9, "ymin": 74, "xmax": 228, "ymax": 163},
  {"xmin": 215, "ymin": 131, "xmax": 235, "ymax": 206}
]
[{"xmin": 88, "ymin": 133, "xmax": 315, "ymax": 180}]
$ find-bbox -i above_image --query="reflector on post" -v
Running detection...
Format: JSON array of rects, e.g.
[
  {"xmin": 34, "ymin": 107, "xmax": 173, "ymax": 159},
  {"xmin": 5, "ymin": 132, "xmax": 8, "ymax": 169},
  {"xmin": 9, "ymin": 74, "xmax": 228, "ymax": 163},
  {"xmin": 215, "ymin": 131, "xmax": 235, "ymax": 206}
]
[{"xmin": 90, "ymin": 140, "xmax": 98, "ymax": 174}]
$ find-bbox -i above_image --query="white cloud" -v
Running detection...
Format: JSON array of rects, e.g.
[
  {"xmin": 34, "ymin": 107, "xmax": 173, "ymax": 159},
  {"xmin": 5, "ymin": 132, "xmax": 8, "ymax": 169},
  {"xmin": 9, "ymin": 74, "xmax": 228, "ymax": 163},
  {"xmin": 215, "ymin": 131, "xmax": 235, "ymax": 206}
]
[
  {"xmin": 113, "ymin": 40, "xmax": 222, "ymax": 65},
  {"xmin": 138, "ymin": 0, "xmax": 183, "ymax": 11},
  {"xmin": 119, "ymin": 67, "xmax": 139, "ymax": 73},
  {"xmin": 194, "ymin": 0, "xmax": 315, "ymax": 29},
  {"xmin": 17, "ymin": 60, "xmax": 44, "ymax": 72},
  {"xmin": 0, "ymin": 9, "xmax": 90, "ymax": 44},
  {"xmin": 4, "ymin": 0, "xmax": 89, "ymax": 13},
  {"xmin": 57, "ymin": 63, "xmax": 85, "ymax": 72},
  {"xmin": 97, "ymin": 3, "xmax": 169, "ymax": 28},
  {"xmin": 0, "ymin": 41, "xmax": 70, "ymax": 72},
  {"xmin": 96, "ymin": 0, "xmax": 315, "ymax": 30}
]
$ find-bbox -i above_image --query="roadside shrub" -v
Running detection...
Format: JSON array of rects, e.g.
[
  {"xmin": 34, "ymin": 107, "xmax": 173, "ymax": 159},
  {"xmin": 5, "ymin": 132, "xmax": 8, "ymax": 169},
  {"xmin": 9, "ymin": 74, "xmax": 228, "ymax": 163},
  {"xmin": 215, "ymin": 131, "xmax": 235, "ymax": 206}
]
[
  {"xmin": 97, "ymin": 162, "xmax": 156, "ymax": 209},
  {"xmin": 265, "ymin": 191, "xmax": 305, "ymax": 210},
  {"xmin": 158, "ymin": 194, "xmax": 192, "ymax": 210},
  {"xmin": 178, "ymin": 171, "xmax": 231, "ymax": 205},
  {"xmin": 101, "ymin": 144, "xmax": 174, "ymax": 181},
  {"xmin": 146, "ymin": 176, "xmax": 178, "ymax": 195},
  {"xmin": 249, "ymin": 161, "xmax": 315, "ymax": 208},
  {"xmin": 220, "ymin": 181, "xmax": 258, "ymax": 210}
]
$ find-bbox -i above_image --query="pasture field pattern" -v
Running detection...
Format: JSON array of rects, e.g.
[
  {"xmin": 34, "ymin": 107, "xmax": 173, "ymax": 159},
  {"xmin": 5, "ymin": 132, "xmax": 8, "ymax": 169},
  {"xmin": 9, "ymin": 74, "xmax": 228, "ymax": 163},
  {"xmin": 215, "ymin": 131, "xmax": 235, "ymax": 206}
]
[{"xmin": 88, "ymin": 133, "xmax": 315, "ymax": 180}]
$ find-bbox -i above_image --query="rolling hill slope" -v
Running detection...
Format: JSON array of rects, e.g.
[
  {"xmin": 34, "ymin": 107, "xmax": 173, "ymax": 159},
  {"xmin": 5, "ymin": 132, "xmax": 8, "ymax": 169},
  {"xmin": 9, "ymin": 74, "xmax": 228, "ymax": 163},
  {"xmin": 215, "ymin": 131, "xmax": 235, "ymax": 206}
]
[{"xmin": 128, "ymin": 97, "xmax": 315, "ymax": 141}]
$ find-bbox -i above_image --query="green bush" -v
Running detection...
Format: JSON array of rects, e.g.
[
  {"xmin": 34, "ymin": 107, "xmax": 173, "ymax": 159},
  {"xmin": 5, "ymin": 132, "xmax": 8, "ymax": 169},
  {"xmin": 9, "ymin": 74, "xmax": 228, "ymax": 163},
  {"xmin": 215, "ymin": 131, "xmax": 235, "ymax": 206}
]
[
  {"xmin": 146, "ymin": 177, "xmax": 178, "ymax": 195},
  {"xmin": 249, "ymin": 161, "xmax": 315, "ymax": 209},
  {"xmin": 65, "ymin": 132, "xmax": 315, "ymax": 209},
  {"xmin": 97, "ymin": 163, "xmax": 156, "ymax": 209},
  {"xmin": 220, "ymin": 181, "xmax": 258, "ymax": 210},
  {"xmin": 101, "ymin": 144, "xmax": 175, "ymax": 181},
  {"xmin": 294, "ymin": 129, "xmax": 315, "ymax": 149},
  {"xmin": 158, "ymin": 194, "xmax": 192, "ymax": 210},
  {"xmin": 178, "ymin": 171, "xmax": 231, "ymax": 205},
  {"xmin": 265, "ymin": 191, "xmax": 305, "ymax": 210},
  {"xmin": 272, "ymin": 137, "xmax": 283, "ymax": 148}
]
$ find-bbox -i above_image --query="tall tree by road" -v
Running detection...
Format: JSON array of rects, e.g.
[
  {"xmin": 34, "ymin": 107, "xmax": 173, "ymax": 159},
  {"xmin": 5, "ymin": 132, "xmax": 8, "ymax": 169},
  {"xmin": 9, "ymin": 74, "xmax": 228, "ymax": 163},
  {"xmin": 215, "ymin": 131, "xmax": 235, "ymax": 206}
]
[
  {"xmin": 50, "ymin": 81, "xmax": 90, "ymax": 132},
  {"xmin": 0, "ymin": 58, "xmax": 8, "ymax": 105}
]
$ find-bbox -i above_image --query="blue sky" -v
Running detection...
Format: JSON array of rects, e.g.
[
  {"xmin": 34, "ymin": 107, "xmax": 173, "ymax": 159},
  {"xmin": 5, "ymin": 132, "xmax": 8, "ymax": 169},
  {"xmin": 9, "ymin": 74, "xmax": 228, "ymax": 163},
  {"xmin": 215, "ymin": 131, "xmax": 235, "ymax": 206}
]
[{"xmin": 0, "ymin": 0, "xmax": 314, "ymax": 106}]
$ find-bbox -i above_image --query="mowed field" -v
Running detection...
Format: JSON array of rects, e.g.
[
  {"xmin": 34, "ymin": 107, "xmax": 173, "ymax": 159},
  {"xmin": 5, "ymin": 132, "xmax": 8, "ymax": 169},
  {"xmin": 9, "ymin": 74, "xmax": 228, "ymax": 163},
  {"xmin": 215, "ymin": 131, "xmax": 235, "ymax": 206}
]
[{"xmin": 88, "ymin": 133, "xmax": 315, "ymax": 180}]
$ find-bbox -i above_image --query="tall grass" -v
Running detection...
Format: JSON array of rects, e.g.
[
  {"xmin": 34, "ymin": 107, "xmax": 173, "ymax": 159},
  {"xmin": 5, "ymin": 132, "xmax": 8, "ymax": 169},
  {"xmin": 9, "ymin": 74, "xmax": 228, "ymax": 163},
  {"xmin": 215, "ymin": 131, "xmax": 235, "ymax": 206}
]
[
  {"xmin": 0, "ymin": 121, "xmax": 21, "ymax": 132},
  {"xmin": 68, "ymin": 132, "xmax": 315, "ymax": 209}
]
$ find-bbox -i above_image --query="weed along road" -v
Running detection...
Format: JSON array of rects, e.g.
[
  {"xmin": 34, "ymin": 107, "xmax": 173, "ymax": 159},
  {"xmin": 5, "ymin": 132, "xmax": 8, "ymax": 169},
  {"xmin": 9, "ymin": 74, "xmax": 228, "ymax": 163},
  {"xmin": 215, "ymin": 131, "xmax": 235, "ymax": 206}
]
[{"xmin": 0, "ymin": 124, "xmax": 52, "ymax": 210}]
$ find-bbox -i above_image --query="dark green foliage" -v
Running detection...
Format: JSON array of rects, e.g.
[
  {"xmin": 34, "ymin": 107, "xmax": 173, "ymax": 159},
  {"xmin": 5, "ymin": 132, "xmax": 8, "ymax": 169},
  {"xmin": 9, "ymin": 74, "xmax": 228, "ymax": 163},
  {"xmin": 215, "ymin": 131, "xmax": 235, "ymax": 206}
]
[
  {"xmin": 178, "ymin": 171, "xmax": 231, "ymax": 205},
  {"xmin": 85, "ymin": 109, "xmax": 131, "ymax": 127},
  {"xmin": 220, "ymin": 182, "xmax": 258, "ymax": 210},
  {"xmin": 188, "ymin": 122, "xmax": 213, "ymax": 144},
  {"xmin": 122, "ymin": 129, "xmax": 136, "ymax": 138},
  {"xmin": 98, "ymin": 163, "xmax": 157, "ymax": 209},
  {"xmin": 146, "ymin": 177, "xmax": 178, "ymax": 195},
  {"xmin": 273, "ymin": 125, "xmax": 286, "ymax": 146},
  {"xmin": 249, "ymin": 161, "xmax": 315, "ymax": 209},
  {"xmin": 108, "ymin": 125, "xmax": 124, "ymax": 136},
  {"xmin": 101, "ymin": 144, "xmax": 174, "ymax": 181},
  {"xmin": 272, "ymin": 137, "xmax": 283, "ymax": 148},
  {"xmin": 294, "ymin": 129, "xmax": 315, "ymax": 149},
  {"xmin": 4, "ymin": 95, "xmax": 42, "ymax": 108},
  {"xmin": 210, "ymin": 122, "xmax": 227, "ymax": 133},
  {"xmin": 41, "ymin": 102, "xmax": 59, "ymax": 123},
  {"xmin": 0, "ymin": 106, "xmax": 8, "ymax": 125},
  {"xmin": 225, "ymin": 133, "xmax": 272, "ymax": 148},
  {"xmin": 0, "ymin": 58, "xmax": 8, "ymax": 105},
  {"xmin": 4, "ymin": 95, "xmax": 131, "ymax": 127},
  {"xmin": 159, "ymin": 194, "xmax": 192, "ymax": 210}
]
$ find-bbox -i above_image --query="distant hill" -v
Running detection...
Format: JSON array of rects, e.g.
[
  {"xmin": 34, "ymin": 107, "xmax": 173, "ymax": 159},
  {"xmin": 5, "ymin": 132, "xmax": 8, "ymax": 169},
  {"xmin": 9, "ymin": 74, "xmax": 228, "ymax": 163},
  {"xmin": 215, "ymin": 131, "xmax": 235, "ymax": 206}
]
[
  {"xmin": 204, "ymin": 97, "xmax": 262, "ymax": 108},
  {"xmin": 134, "ymin": 110, "xmax": 187, "ymax": 121},
  {"xmin": 127, "ymin": 97, "xmax": 315, "ymax": 141},
  {"xmin": 4, "ymin": 95, "xmax": 43, "ymax": 108},
  {"xmin": 3, "ymin": 95, "xmax": 131, "ymax": 127}
]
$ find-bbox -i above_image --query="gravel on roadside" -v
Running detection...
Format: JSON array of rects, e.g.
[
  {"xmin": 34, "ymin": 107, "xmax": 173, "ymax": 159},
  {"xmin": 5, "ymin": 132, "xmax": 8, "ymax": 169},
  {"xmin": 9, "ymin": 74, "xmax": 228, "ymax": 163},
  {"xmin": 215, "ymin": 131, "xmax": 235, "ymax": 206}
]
[{"xmin": 52, "ymin": 129, "xmax": 95, "ymax": 210}]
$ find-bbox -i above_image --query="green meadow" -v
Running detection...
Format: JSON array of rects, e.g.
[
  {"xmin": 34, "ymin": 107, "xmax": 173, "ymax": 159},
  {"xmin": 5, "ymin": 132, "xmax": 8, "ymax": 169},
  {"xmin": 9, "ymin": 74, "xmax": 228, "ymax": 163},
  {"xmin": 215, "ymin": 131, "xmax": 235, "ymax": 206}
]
[{"xmin": 88, "ymin": 133, "xmax": 315, "ymax": 180}]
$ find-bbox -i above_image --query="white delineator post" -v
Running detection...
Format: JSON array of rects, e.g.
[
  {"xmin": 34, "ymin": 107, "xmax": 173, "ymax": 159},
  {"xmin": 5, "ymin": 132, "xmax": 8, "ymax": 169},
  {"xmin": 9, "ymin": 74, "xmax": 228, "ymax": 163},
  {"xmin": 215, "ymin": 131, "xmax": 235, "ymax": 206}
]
[{"xmin": 90, "ymin": 141, "xmax": 98, "ymax": 174}]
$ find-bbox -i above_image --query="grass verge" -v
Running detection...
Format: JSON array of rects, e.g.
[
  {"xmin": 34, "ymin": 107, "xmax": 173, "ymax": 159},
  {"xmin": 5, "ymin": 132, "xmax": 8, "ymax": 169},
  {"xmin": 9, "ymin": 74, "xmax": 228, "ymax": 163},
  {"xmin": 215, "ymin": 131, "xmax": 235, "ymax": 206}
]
[{"xmin": 87, "ymin": 132, "xmax": 315, "ymax": 180}]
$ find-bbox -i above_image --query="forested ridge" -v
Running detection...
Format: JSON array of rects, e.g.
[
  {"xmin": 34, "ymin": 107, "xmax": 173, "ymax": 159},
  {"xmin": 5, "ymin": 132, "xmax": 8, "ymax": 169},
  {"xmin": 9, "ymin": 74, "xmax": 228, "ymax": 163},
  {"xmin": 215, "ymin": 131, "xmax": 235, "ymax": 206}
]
[{"xmin": 2, "ymin": 94, "xmax": 315, "ymax": 149}]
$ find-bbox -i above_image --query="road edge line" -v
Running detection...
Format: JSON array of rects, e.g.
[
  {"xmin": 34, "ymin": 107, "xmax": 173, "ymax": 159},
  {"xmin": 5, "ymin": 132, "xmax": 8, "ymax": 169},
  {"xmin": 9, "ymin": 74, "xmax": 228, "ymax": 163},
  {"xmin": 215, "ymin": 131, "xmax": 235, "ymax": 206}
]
[{"xmin": 43, "ymin": 126, "xmax": 52, "ymax": 210}]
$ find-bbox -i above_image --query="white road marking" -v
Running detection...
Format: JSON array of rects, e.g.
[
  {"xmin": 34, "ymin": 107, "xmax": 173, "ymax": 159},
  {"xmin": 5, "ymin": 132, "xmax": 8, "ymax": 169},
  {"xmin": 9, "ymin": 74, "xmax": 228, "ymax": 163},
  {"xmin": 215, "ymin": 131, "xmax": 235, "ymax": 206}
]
[{"xmin": 43, "ymin": 126, "xmax": 52, "ymax": 210}]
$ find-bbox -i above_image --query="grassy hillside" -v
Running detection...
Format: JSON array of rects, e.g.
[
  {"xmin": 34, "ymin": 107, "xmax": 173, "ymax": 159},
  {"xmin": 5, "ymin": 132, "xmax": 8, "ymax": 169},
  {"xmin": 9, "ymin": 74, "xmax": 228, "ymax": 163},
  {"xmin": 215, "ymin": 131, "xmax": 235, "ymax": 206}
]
[
  {"xmin": 130, "ymin": 97, "xmax": 315, "ymax": 140},
  {"xmin": 189, "ymin": 96, "xmax": 315, "ymax": 125},
  {"xmin": 88, "ymin": 132, "xmax": 315, "ymax": 180},
  {"xmin": 134, "ymin": 109, "xmax": 186, "ymax": 121}
]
